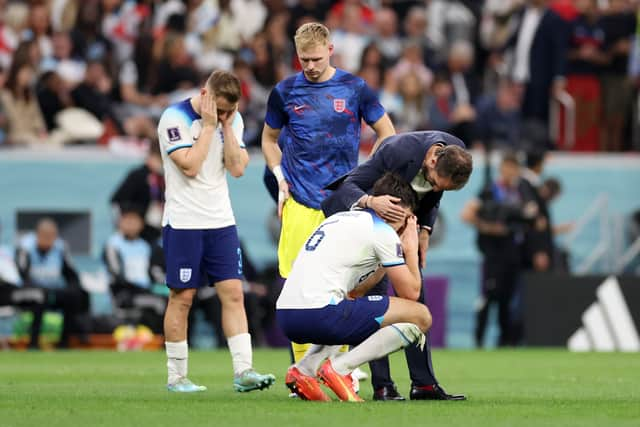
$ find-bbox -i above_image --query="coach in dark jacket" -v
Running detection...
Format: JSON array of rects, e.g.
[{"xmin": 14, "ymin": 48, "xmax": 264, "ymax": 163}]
[{"xmin": 322, "ymin": 130, "xmax": 472, "ymax": 401}]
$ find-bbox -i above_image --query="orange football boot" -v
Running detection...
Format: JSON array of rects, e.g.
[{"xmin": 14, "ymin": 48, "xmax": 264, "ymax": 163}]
[
  {"xmin": 285, "ymin": 366, "xmax": 331, "ymax": 402},
  {"xmin": 317, "ymin": 359, "xmax": 364, "ymax": 402}
]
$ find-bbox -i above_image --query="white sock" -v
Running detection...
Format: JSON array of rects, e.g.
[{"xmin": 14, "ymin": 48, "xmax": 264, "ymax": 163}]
[
  {"xmin": 297, "ymin": 344, "xmax": 342, "ymax": 377},
  {"xmin": 227, "ymin": 333, "xmax": 252, "ymax": 375},
  {"xmin": 165, "ymin": 340, "xmax": 188, "ymax": 385},
  {"xmin": 331, "ymin": 325, "xmax": 416, "ymax": 375}
]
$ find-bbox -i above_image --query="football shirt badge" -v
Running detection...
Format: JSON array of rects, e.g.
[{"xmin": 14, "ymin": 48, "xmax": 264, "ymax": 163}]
[{"xmin": 179, "ymin": 268, "xmax": 192, "ymax": 283}]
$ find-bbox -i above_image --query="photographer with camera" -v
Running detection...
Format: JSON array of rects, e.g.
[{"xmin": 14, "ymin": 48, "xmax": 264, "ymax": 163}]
[{"xmin": 461, "ymin": 154, "xmax": 537, "ymax": 348}]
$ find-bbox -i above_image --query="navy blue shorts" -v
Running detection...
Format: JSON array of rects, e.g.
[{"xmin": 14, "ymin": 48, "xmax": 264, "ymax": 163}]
[
  {"xmin": 162, "ymin": 225, "xmax": 243, "ymax": 289},
  {"xmin": 276, "ymin": 295, "xmax": 390, "ymax": 345}
]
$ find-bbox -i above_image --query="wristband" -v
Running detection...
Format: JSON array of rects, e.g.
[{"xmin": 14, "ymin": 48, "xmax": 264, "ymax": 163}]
[{"xmin": 272, "ymin": 165, "xmax": 285, "ymax": 183}]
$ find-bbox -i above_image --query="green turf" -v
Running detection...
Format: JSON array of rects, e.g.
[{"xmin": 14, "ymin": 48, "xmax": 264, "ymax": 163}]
[{"xmin": 1, "ymin": 349, "xmax": 638, "ymax": 427}]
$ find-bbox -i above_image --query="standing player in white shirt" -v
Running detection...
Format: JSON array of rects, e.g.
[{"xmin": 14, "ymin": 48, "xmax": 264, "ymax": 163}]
[
  {"xmin": 157, "ymin": 70, "xmax": 275, "ymax": 393},
  {"xmin": 277, "ymin": 173, "xmax": 433, "ymax": 402}
]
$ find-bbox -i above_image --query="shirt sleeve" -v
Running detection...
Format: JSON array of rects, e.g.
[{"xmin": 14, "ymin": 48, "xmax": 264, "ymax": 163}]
[
  {"xmin": 358, "ymin": 80, "xmax": 386, "ymax": 126},
  {"xmin": 264, "ymin": 86, "xmax": 287, "ymax": 130},
  {"xmin": 372, "ymin": 220, "xmax": 405, "ymax": 267},
  {"xmin": 231, "ymin": 112, "xmax": 246, "ymax": 148},
  {"xmin": 157, "ymin": 109, "xmax": 193, "ymax": 154}
]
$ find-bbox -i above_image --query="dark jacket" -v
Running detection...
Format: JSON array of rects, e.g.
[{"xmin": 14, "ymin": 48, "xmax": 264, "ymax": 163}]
[{"xmin": 321, "ymin": 131, "xmax": 466, "ymax": 231}]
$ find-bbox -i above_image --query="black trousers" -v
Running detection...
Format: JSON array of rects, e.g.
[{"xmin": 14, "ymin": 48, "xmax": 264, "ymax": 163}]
[
  {"xmin": 26, "ymin": 286, "xmax": 89, "ymax": 347},
  {"xmin": 474, "ymin": 255, "xmax": 520, "ymax": 347},
  {"xmin": 367, "ymin": 276, "xmax": 438, "ymax": 390}
]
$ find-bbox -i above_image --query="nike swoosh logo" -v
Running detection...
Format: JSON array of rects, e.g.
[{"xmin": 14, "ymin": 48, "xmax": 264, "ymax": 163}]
[{"xmin": 294, "ymin": 105, "xmax": 305, "ymax": 112}]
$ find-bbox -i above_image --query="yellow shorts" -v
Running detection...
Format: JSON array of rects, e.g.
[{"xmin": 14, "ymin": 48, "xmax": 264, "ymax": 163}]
[{"xmin": 278, "ymin": 197, "xmax": 325, "ymax": 278}]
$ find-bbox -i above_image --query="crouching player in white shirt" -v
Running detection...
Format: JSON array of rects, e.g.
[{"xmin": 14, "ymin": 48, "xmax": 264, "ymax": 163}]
[
  {"xmin": 276, "ymin": 173, "xmax": 432, "ymax": 402},
  {"xmin": 157, "ymin": 70, "xmax": 275, "ymax": 393}
]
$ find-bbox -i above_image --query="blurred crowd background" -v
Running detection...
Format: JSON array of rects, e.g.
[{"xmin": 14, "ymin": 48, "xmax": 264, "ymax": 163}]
[{"xmin": 0, "ymin": 0, "xmax": 639, "ymax": 152}]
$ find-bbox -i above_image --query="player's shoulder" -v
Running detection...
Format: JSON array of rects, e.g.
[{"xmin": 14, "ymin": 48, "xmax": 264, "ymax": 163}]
[
  {"xmin": 366, "ymin": 210, "xmax": 398, "ymax": 239},
  {"xmin": 159, "ymin": 98, "xmax": 200, "ymax": 126},
  {"xmin": 275, "ymin": 73, "xmax": 302, "ymax": 94},
  {"xmin": 332, "ymin": 68, "xmax": 367, "ymax": 88},
  {"xmin": 106, "ymin": 233, "xmax": 124, "ymax": 248}
]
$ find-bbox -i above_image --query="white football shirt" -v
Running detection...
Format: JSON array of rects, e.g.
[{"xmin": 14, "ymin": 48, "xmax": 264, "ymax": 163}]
[
  {"xmin": 276, "ymin": 210, "xmax": 405, "ymax": 309},
  {"xmin": 157, "ymin": 98, "xmax": 246, "ymax": 229}
]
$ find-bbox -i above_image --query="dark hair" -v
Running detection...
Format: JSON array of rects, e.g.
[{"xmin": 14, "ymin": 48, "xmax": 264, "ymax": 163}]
[
  {"xmin": 372, "ymin": 172, "xmax": 418, "ymax": 212},
  {"xmin": 541, "ymin": 177, "xmax": 561, "ymax": 199},
  {"xmin": 434, "ymin": 145, "xmax": 473, "ymax": 189},
  {"xmin": 206, "ymin": 70, "xmax": 241, "ymax": 103},
  {"xmin": 525, "ymin": 149, "xmax": 546, "ymax": 170},
  {"xmin": 5, "ymin": 60, "xmax": 35, "ymax": 102},
  {"xmin": 119, "ymin": 203, "xmax": 145, "ymax": 218}
]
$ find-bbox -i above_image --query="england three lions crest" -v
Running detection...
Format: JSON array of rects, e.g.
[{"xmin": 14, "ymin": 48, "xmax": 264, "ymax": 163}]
[
  {"xmin": 179, "ymin": 268, "xmax": 192, "ymax": 283},
  {"xmin": 333, "ymin": 99, "xmax": 346, "ymax": 113}
]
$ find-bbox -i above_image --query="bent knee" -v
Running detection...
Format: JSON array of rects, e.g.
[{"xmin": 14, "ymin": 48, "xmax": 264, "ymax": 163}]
[{"xmin": 416, "ymin": 305, "xmax": 432, "ymax": 333}]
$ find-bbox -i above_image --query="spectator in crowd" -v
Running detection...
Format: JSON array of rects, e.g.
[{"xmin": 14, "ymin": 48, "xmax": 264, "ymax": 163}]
[
  {"xmin": 428, "ymin": 73, "xmax": 476, "ymax": 139},
  {"xmin": 70, "ymin": 0, "xmax": 113, "ymax": 64},
  {"xmin": 11, "ymin": 39, "xmax": 42, "ymax": 72},
  {"xmin": 72, "ymin": 60, "xmax": 155, "ymax": 140},
  {"xmin": 287, "ymin": 0, "xmax": 329, "ymax": 38},
  {"xmin": 373, "ymin": 8, "xmax": 402, "ymax": 65},
  {"xmin": 100, "ymin": 0, "xmax": 149, "ymax": 64},
  {"xmin": 461, "ymin": 154, "xmax": 535, "ymax": 348},
  {"xmin": 328, "ymin": 1, "xmax": 371, "ymax": 73},
  {"xmin": 0, "ymin": 0, "xmax": 24, "ymax": 69},
  {"xmin": 16, "ymin": 218, "xmax": 90, "ymax": 349},
  {"xmin": 0, "ymin": 60, "xmax": 48, "ymax": 145},
  {"xmin": 474, "ymin": 78, "xmax": 523, "ymax": 150},
  {"xmin": 507, "ymin": 0, "xmax": 570, "ymax": 133},
  {"xmin": 565, "ymin": 0, "xmax": 607, "ymax": 152},
  {"xmin": 250, "ymin": 31, "xmax": 288, "ymax": 90},
  {"xmin": 114, "ymin": 32, "xmax": 167, "ymax": 121},
  {"xmin": 152, "ymin": 32, "xmax": 199, "ymax": 96},
  {"xmin": 427, "ymin": 0, "xmax": 477, "ymax": 66},
  {"xmin": 600, "ymin": 0, "xmax": 637, "ymax": 152},
  {"xmin": 358, "ymin": 42, "xmax": 387, "ymax": 78},
  {"xmin": 26, "ymin": 0, "xmax": 53, "ymax": 59},
  {"xmin": 445, "ymin": 39, "xmax": 481, "ymax": 107},
  {"xmin": 403, "ymin": 6, "xmax": 437, "ymax": 70},
  {"xmin": 391, "ymin": 68, "xmax": 430, "ymax": 133},
  {"xmin": 103, "ymin": 206, "xmax": 166, "ymax": 334},
  {"xmin": 111, "ymin": 140, "xmax": 165, "ymax": 243},
  {"xmin": 36, "ymin": 70, "xmax": 72, "ymax": 132},
  {"xmin": 47, "ymin": 30, "xmax": 86, "ymax": 88}
]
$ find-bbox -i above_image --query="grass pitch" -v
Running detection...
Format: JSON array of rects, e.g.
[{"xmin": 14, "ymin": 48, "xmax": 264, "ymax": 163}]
[{"xmin": 1, "ymin": 349, "xmax": 638, "ymax": 427}]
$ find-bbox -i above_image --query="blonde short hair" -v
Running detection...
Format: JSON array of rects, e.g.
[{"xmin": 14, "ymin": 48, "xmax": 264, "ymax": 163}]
[{"xmin": 294, "ymin": 22, "xmax": 330, "ymax": 51}]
